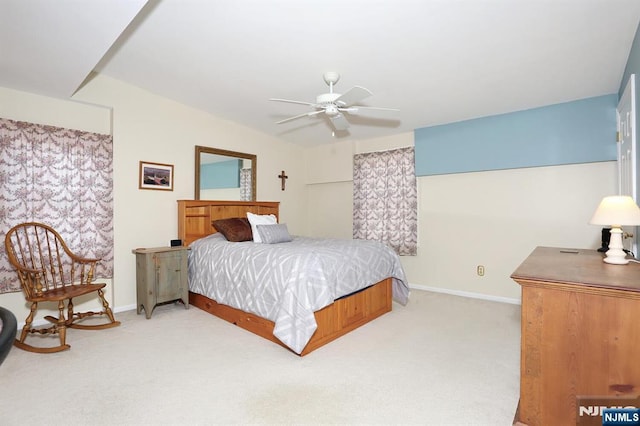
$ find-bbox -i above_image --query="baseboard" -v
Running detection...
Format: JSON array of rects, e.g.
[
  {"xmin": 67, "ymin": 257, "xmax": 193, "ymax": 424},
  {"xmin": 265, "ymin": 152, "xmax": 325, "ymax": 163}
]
[
  {"xmin": 20, "ymin": 289, "xmax": 517, "ymax": 330},
  {"xmin": 114, "ymin": 304, "xmax": 137, "ymax": 313},
  {"xmin": 409, "ymin": 283, "xmax": 521, "ymax": 305}
]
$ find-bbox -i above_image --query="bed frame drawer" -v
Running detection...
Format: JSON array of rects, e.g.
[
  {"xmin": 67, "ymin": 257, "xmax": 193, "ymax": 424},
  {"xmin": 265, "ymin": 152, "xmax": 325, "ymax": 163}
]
[
  {"xmin": 338, "ymin": 279, "xmax": 392, "ymax": 329},
  {"xmin": 188, "ymin": 278, "xmax": 393, "ymax": 356}
]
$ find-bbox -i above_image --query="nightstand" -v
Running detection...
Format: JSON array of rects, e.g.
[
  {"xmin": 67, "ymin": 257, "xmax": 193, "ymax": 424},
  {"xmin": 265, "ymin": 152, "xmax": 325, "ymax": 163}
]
[{"xmin": 132, "ymin": 246, "xmax": 190, "ymax": 319}]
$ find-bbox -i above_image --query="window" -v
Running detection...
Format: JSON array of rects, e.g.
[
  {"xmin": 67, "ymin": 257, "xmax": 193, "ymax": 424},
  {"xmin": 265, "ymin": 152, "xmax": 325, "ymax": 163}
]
[
  {"xmin": 0, "ymin": 118, "xmax": 113, "ymax": 293},
  {"xmin": 353, "ymin": 147, "xmax": 417, "ymax": 255}
]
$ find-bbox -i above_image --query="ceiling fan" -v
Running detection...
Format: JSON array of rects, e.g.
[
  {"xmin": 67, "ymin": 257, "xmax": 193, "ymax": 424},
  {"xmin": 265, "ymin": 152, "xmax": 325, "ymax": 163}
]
[{"xmin": 270, "ymin": 71, "xmax": 399, "ymax": 134}]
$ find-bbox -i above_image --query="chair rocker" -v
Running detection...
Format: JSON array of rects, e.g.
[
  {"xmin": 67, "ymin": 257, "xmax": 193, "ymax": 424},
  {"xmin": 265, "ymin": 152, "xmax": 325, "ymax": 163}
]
[{"xmin": 4, "ymin": 222, "xmax": 120, "ymax": 353}]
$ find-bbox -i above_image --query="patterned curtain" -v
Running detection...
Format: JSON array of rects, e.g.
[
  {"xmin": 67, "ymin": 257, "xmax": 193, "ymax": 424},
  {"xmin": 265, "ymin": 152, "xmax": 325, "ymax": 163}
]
[
  {"xmin": 353, "ymin": 147, "xmax": 417, "ymax": 255},
  {"xmin": 240, "ymin": 168, "xmax": 252, "ymax": 201},
  {"xmin": 0, "ymin": 118, "xmax": 114, "ymax": 294}
]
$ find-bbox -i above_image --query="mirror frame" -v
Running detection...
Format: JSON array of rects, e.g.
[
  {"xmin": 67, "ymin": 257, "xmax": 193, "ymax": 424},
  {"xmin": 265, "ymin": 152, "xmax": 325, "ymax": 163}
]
[{"xmin": 195, "ymin": 145, "xmax": 257, "ymax": 201}]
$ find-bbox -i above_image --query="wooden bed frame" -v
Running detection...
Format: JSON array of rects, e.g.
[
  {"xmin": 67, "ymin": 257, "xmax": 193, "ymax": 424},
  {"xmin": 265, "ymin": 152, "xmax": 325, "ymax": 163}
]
[{"xmin": 177, "ymin": 200, "xmax": 393, "ymax": 356}]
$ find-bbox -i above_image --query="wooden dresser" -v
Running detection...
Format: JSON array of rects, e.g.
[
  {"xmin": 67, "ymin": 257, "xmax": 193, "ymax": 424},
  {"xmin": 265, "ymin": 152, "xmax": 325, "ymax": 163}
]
[{"xmin": 511, "ymin": 246, "xmax": 640, "ymax": 426}]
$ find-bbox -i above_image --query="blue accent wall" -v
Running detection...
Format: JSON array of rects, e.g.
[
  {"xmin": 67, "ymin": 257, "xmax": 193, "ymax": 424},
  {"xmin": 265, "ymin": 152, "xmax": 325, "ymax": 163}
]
[
  {"xmin": 200, "ymin": 159, "xmax": 241, "ymax": 189},
  {"xmin": 414, "ymin": 94, "xmax": 618, "ymax": 176}
]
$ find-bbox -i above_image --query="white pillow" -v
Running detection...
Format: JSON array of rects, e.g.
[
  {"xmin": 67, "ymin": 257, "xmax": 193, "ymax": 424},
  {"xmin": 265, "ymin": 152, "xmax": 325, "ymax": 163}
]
[{"xmin": 246, "ymin": 212, "xmax": 277, "ymax": 243}]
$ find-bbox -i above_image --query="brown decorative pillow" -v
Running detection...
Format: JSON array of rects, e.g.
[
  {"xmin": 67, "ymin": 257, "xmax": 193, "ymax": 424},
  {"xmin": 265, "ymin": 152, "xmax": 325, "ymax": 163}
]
[{"xmin": 212, "ymin": 217, "xmax": 253, "ymax": 242}]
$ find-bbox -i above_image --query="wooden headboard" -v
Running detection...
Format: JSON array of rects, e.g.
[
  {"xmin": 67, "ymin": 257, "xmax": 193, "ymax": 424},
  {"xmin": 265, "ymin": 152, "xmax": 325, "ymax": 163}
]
[{"xmin": 177, "ymin": 200, "xmax": 280, "ymax": 246}]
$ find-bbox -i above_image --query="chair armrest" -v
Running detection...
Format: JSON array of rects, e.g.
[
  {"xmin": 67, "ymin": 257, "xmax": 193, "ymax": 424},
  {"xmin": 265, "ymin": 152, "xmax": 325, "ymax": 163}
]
[
  {"xmin": 74, "ymin": 257, "xmax": 101, "ymax": 266},
  {"xmin": 66, "ymin": 252, "xmax": 102, "ymax": 265},
  {"xmin": 11, "ymin": 263, "xmax": 43, "ymax": 275}
]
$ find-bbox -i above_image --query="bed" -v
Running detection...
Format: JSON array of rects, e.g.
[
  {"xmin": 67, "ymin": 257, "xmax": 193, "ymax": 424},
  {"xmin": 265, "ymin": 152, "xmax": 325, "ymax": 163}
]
[{"xmin": 177, "ymin": 200, "xmax": 409, "ymax": 355}]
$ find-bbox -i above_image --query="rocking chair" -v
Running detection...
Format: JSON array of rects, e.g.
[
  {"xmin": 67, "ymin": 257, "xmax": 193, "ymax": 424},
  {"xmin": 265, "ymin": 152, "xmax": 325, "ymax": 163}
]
[{"xmin": 4, "ymin": 222, "xmax": 120, "ymax": 353}]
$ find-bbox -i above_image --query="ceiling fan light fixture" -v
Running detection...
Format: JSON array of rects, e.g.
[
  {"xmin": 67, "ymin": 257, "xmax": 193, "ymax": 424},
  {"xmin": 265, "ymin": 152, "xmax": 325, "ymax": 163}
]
[
  {"xmin": 324, "ymin": 104, "xmax": 339, "ymax": 116},
  {"xmin": 270, "ymin": 72, "xmax": 399, "ymax": 135}
]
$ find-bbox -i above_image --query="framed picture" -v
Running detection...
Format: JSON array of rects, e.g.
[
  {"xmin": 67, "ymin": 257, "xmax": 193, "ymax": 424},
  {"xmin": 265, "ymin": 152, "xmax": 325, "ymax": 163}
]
[{"xmin": 139, "ymin": 161, "xmax": 174, "ymax": 191}]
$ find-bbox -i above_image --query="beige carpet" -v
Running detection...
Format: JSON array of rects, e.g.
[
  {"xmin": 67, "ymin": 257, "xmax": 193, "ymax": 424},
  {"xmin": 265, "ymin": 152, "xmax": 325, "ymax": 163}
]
[{"xmin": 0, "ymin": 290, "xmax": 521, "ymax": 425}]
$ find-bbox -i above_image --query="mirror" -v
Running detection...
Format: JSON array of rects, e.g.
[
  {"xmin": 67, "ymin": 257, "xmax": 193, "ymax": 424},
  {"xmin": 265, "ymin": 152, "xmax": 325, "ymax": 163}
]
[{"xmin": 195, "ymin": 146, "xmax": 256, "ymax": 200}]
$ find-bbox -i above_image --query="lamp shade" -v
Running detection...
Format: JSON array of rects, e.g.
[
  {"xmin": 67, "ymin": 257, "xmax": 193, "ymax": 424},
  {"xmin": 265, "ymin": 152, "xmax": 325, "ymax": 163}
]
[{"xmin": 589, "ymin": 195, "xmax": 640, "ymax": 226}]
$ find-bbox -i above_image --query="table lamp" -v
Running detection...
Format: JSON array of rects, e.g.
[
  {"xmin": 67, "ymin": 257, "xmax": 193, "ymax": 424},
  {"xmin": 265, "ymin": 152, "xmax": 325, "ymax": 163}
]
[{"xmin": 589, "ymin": 195, "xmax": 640, "ymax": 264}]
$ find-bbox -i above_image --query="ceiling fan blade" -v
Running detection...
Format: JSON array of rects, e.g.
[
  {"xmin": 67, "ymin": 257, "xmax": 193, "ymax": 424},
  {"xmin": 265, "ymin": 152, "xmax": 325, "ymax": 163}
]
[
  {"xmin": 270, "ymin": 98, "xmax": 316, "ymax": 106},
  {"xmin": 340, "ymin": 105, "xmax": 400, "ymax": 114},
  {"xmin": 329, "ymin": 113, "xmax": 350, "ymax": 131},
  {"xmin": 275, "ymin": 110, "xmax": 324, "ymax": 124},
  {"xmin": 334, "ymin": 86, "xmax": 372, "ymax": 107}
]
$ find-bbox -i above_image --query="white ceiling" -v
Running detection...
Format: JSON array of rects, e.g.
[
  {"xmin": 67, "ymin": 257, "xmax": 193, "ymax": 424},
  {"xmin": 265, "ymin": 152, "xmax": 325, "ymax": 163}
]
[
  {"xmin": 3, "ymin": 0, "xmax": 640, "ymax": 147},
  {"xmin": 0, "ymin": 0, "xmax": 147, "ymax": 98}
]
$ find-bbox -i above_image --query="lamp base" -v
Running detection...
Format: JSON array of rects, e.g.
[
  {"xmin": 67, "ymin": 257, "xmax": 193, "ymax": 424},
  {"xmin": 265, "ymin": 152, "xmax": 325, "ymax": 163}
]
[
  {"xmin": 603, "ymin": 227, "xmax": 629, "ymax": 265},
  {"xmin": 603, "ymin": 255, "xmax": 630, "ymax": 265}
]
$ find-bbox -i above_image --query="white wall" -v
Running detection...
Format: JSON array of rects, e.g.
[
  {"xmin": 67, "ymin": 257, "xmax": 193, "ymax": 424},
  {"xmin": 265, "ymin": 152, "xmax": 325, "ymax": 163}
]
[
  {"xmin": 1, "ymin": 76, "xmax": 307, "ymax": 322},
  {"xmin": 0, "ymin": 86, "xmax": 112, "ymax": 134},
  {"xmin": 0, "ymin": 78, "xmax": 620, "ymax": 320},
  {"xmin": 304, "ymin": 132, "xmax": 618, "ymax": 301}
]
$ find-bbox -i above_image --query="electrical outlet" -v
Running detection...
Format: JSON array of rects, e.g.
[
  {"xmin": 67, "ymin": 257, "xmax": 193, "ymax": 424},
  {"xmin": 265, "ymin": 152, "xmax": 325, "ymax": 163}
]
[{"xmin": 477, "ymin": 265, "xmax": 485, "ymax": 276}]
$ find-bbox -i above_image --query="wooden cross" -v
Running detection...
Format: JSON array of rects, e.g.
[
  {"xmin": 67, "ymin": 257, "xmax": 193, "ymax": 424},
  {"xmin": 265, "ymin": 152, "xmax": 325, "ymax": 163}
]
[{"xmin": 278, "ymin": 170, "xmax": 288, "ymax": 191}]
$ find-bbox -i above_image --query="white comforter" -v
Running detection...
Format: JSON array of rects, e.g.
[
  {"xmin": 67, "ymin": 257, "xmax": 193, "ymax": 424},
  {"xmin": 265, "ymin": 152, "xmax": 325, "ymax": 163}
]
[{"xmin": 188, "ymin": 233, "xmax": 409, "ymax": 354}]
